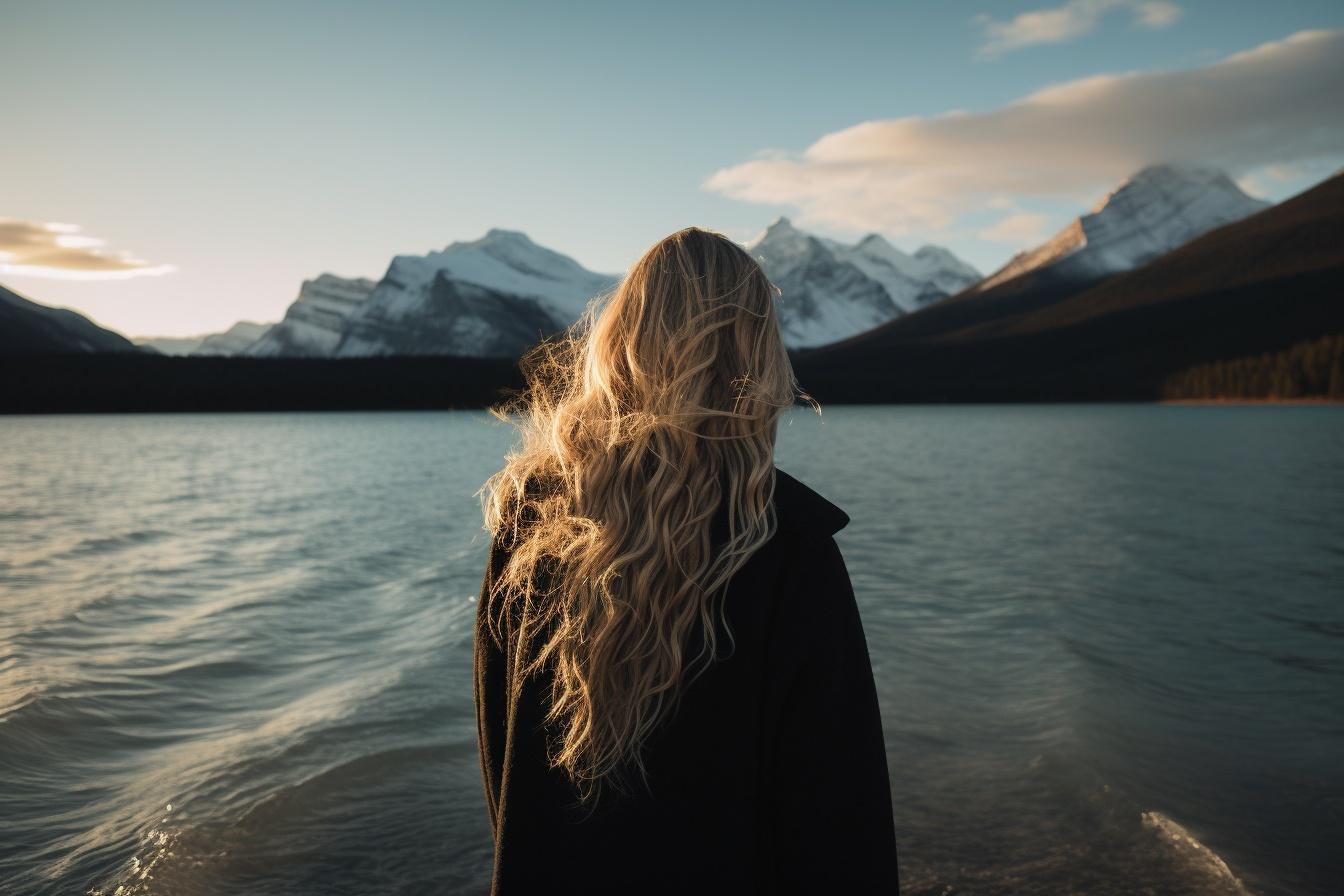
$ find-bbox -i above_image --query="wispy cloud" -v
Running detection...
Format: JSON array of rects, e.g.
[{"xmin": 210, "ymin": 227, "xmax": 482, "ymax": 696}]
[
  {"xmin": 703, "ymin": 30, "xmax": 1344, "ymax": 238},
  {"xmin": 0, "ymin": 219, "xmax": 175, "ymax": 280},
  {"xmin": 975, "ymin": 0, "xmax": 1182, "ymax": 58}
]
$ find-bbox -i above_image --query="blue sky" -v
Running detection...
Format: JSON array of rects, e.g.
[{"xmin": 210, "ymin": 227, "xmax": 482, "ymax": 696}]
[{"xmin": 4, "ymin": 0, "xmax": 1342, "ymax": 337}]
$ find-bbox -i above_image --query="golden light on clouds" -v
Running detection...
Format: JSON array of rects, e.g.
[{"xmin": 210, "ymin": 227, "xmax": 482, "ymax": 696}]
[
  {"xmin": 704, "ymin": 29, "xmax": 1344, "ymax": 237},
  {"xmin": 0, "ymin": 218, "xmax": 175, "ymax": 280}
]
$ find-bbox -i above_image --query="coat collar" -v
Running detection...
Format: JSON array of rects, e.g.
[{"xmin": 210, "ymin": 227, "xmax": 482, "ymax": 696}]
[{"xmin": 772, "ymin": 466, "xmax": 850, "ymax": 536}]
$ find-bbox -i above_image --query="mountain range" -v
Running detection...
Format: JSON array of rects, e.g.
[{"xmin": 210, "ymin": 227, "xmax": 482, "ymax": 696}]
[
  {"xmin": 4, "ymin": 162, "xmax": 1338, "ymax": 410},
  {"xmin": 195, "ymin": 224, "xmax": 979, "ymax": 357},
  {"xmin": 127, "ymin": 163, "xmax": 1284, "ymax": 359},
  {"xmin": 747, "ymin": 218, "xmax": 981, "ymax": 347},
  {"xmin": 5, "ymin": 164, "xmax": 1260, "ymax": 360}
]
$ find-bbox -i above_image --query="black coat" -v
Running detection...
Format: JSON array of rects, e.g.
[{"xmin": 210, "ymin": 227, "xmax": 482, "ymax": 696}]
[{"xmin": 473, "ymin": 466, "xmax": 900, "ymax": 894}]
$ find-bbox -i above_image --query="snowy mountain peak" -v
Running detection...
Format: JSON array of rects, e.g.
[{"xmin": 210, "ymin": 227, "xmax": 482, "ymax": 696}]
[
  {"xmin": 325, "ymin": 230, "xmax": 619, "ymax": 358},
  {"xmin": 975, "ymin": 163, "xmax": 1270, "ymax": 293},
  {"xmin": 482, "ymin": 227, "xmax": 533, "ymax": 242},
  {"xmin": 854, "ymin": 233, "xmax": 908, "ymax": 257},
  {"xmin": 748, "ymin": 219, "xmax": 981, "ymax": 347},
  {"xmin": 443, "ymin": 228, "xmax": 546, "ymax": 261},
  {"xmin": 750, "ymin": 217, "xmax": 819, "ymax": 271},
  {"xmin": 397, "ymin": 229, "xmax": 619, "ymax": 316},
  {"xmin": 473, "ymin": 228, "xmax": 550, "ymax": 256},
  {"xmin": 1120, "ymin": 162, "xmax": 1238, "ymax": 191},
  {"xmin": 857, "ymin": 232, "xmax": 914, "ymax": 259},
  {"xmin": 755, "ymin": 216, "xmax": 808, "ymax": 245},
  {"xmin": 1078, "ymin": 162, "xmax": 1269, "ymax": 269},
  {"xmin": 913, "ymin": 245, "xmax": 982, "ymax": 281},
  {"xmin": 1091, "ymin": 163, "xmax": 1258, "ymax": 215},
  {"xmin": 913, "ymin": 244, "xmax": 957, "ymax": 263}
]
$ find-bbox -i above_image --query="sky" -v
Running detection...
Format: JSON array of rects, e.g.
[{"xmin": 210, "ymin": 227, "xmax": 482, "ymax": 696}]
[{"xmin": 4, "ymin": 0, "xmax": 1343, "ymax": 338}]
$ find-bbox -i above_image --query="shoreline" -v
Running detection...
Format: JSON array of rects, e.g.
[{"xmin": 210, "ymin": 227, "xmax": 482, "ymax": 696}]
[{"xmin": 1159, "ymin": 397, "xmax": 1343, "ymax": 406}]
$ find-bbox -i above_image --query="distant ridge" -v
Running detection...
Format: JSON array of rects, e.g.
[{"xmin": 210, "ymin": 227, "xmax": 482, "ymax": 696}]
[
  {"xmin": 138, "ymin": 335, "xmax": 205, "ymax": 355},
  {"xmin": 0, "ymin": 281, "xmax": 144, "ymax": 355}
]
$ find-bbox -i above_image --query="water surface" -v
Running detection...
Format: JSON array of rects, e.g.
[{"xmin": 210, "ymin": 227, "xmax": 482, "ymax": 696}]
[{"xmin": 0, "ymin": 406, "xmax": 1340, "ymax": 895}]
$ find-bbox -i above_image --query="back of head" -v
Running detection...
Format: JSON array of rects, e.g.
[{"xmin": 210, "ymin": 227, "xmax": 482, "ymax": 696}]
[{"xmin": 480, "ymin": 226, "xmax": 803, "ymax": 801}]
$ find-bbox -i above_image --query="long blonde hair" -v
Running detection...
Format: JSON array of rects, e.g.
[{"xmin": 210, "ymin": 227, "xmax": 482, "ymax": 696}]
[{"xmin": 479, "ymin": 226, "xmax": 805, "ymax": 802}]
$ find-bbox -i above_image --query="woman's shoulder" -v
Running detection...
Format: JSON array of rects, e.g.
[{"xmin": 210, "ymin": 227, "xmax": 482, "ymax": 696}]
[
  {"xmin": 755, "ymin": 471, "xmax": 867, "ymax": 690},
  {"xmin": 770, "ymin": 467, "xmax": 850, "ymax": 541},
  {"xmin": 763, "ymin": 468, "xmax": 856, "ymax": 624}
]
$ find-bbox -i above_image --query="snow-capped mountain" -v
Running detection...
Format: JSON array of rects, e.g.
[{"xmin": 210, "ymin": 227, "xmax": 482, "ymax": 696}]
[
  {"xmin": 332, "ymin": 229, "xmax": 620, "ymax": 357},
  {"xmin": 824, "ymin": 234, "xmax": 982, "ymax": 308},
  {"xmin": 245, "ymin": 273, "xmax": 377, "ymax": 357},
  {"xmin": 748, "ymin": 218, "xmax": 981, "ymax": 348},
  {"xmin": 206, "ymin": 223, "xmax": 977, "ymax": 359},
  {"xmin": 973, "ymin": 163, "xmax": 1271, "ymax": 293}
]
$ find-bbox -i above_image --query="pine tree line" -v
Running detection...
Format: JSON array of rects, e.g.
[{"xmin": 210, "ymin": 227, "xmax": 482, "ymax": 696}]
[{"xmin": 1161, "ymin": 333, "xmax": 1344, "ymax": 401}]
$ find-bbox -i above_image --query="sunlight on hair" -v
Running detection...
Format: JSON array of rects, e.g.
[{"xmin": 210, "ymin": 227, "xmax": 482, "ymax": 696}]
[{"xmin": 478, "ymin": 227, "xmax": 817, "ymax": 804}]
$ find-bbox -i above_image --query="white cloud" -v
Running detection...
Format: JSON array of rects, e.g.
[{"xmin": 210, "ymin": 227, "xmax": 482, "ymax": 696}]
[
  {"xmin": 975, "ymin": 0, "xmax": 1183, "ymax": 58},
  {"xmin": 703, "ymin": 30, "xmax": 1344, "ymax": 237},
  {"xmin": 0, "ymin": 218, "xmax": 175, "ymax": 280}
]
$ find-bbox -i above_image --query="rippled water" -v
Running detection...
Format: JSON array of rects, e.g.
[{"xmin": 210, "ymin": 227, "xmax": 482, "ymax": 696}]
[{"xmin": 1, "ymin": 406, "xmax": 1340, "ymax": 895}]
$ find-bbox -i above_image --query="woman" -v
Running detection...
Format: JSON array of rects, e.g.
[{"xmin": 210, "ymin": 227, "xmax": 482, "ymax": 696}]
[{"xmin": 474, "ymin": 227, "xmax": 899, "ymax": 894}]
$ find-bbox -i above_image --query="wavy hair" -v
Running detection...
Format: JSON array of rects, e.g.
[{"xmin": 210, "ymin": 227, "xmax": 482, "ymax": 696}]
[{"xmin": 478, "ymin": 226, "xmax": 807, "ymax": 803}]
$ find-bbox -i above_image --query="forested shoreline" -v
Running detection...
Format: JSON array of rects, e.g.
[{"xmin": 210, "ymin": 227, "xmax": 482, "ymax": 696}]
[{"xmin": 1161, "ymin": 333, "xmax": 1344, "ymax": 401}]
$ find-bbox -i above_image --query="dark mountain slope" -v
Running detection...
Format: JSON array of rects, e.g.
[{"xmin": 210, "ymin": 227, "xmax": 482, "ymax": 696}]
[{"xmin": 0, "ymin": 282, "xmax": 143, "ymax": 354}]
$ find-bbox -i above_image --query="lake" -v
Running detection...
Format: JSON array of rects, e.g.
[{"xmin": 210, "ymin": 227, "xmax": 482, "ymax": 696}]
[{"xmin": 0, "ymin": 406, "xmax": 1340, "ymax": 895}]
